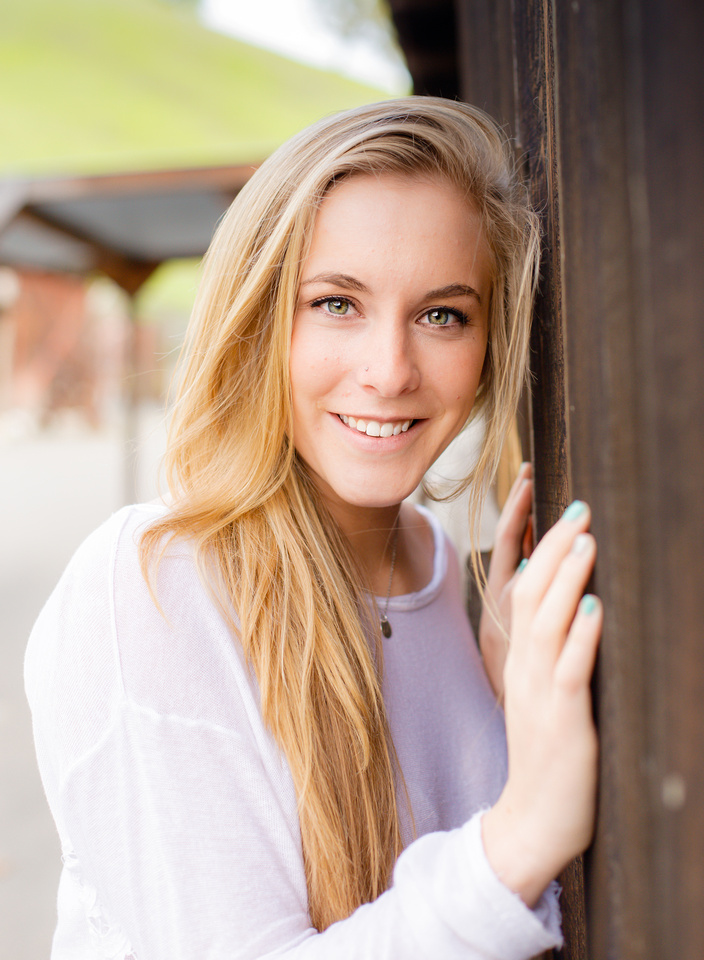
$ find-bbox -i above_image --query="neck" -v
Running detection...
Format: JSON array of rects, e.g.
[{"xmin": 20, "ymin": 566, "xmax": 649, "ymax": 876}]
[
  {"xmin": 326, "ymin": 500, "xmax": 402, "ymax": 595},
  {"xmin": 302, "ymin": 468, "xmax": 433, "ymax": 598}
]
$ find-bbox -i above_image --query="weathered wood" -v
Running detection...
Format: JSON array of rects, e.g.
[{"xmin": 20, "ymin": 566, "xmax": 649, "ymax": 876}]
[
  {"xmin": 553, "ymin": 0, "xmax": 704, "ymax": 956},
  {"xmin": 512, "ymin": 0, "xmax": 570, "ymax": 533},
  {"xmin": 511, "ymin": 5, "xmax": 585, "ymax": 957},
  {"xmin": 454, "ymin": 0, "xmax": 516, "ymax": 131},
  {"xmin": 551, "ymin": 6, "xmax": 650, "ymax": 954}
]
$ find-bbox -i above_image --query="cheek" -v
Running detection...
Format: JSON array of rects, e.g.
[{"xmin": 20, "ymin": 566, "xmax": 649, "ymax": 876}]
[
  {"xmin": 289, "ymin": 326, "xmax": 320, "ymax": 397},
  {"xmin": 438, "ymin": 342, "xmax": 487, "ymax": 409},
  {"xmin": 290, "ymin": 329, "xmax": 346, "ymax": 411}
]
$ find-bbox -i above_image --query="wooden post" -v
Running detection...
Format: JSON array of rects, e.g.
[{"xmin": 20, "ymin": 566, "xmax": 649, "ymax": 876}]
[
  {"xmin": 552, "ymin": 1, "xmax": 704, "ymax": 956},
  {"xmin": 452, "ymin": 0, "xmax": 704, "ymax": 956}
]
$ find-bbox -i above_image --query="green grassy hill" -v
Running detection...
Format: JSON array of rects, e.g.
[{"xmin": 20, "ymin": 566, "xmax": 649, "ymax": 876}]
[{"xmin": 1, "ymin": 0, "xmax": 386, "ymax": 177}]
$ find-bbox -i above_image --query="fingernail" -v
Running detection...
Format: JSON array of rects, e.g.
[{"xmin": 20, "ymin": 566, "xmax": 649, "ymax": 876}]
[
  {"xmin": 517, "ymin": 558, "xmax": 528, "ymax": 573},
  {"xmin": 580, "ymin": 594, "xmax": 598, "ymax": 615},
  {"xmin": 563, "ymin": 500, "xmax": 587, "ymax": 522},
  {"xmin": 571, "ymin": 533, "xmax": 591, "ymax": 555}
]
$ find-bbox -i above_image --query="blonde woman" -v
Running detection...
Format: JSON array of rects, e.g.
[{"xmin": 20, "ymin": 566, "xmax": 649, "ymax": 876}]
[{"xmin": 26, "ymin": 98, "xmax": 601, "ymax": 959}]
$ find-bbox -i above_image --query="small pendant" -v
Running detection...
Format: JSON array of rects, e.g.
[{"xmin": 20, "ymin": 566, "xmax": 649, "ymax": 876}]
[{"xmin": 380, "ymin": 615, "xmax": 392, "ymax": 639}]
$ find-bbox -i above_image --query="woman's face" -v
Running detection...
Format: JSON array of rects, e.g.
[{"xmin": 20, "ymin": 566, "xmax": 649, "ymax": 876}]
[{"xmin": 290, "ymin": 173, "xmax": 491, "ymax": 514}]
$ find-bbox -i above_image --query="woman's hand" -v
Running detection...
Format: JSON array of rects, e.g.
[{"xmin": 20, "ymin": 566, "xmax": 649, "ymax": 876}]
[
  {"xmin": 481, "ymin": 499, "xmax": 602, "ymax": 908},
  {"xmin": 479, "ymin": 462, "xmax": 533, "ymax": 699}
]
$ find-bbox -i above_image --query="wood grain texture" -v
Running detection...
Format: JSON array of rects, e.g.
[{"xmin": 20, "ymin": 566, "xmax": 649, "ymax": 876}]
[
  {"xmin": 512, "ymin": 5, "xmax": 586, "ymax": 957},
  {"xmin": 552, "ymin": 7, "xmax": 649, "ymax": 952},
  {"xmin": 512, "ymin": 0, "xmax": 571, "ymax": 535},
  {"xmin": 553, "ymin": 0, "xmax": 704, "ymax": 956},
  {"xmin": 454, "ymin": 0, "xmax": 517, "ymax": 130}
]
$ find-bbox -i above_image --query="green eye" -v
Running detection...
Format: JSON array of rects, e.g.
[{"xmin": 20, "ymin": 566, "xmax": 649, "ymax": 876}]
[
  {"xmin": 327, "ymin": 299, "xmax": 350, "ymax": 315},
  {"xmin": 428, "ymin": 309, "xmax": 451, "ymax": 325}
]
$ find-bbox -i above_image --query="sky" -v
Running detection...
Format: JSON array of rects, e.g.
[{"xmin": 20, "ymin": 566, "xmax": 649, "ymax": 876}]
[{"xmin": 199, "ymin": 0, "xmax": 410, "ymax": 93}]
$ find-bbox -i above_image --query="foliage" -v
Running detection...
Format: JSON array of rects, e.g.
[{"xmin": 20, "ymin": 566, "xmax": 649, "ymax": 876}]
[{"xmin": 0, "ymin": 0, "xmax": 386, "ymax": 177}]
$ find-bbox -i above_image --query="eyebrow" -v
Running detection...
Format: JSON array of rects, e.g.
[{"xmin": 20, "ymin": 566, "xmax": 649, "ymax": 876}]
[
  {"xmin": 300, "ymin": 273, "xmax": 369, "ymax": 292},
  {"xmin": 300, "ymin": 274, "xmax": 482, "ymax": 304},
  {"xmin": 425, "ymin": 283, "xmax": 482, "ymax": 305}
]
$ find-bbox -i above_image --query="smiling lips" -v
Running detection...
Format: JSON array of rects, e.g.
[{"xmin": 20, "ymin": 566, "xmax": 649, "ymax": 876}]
[{"xmin": 338, "ymin": 414, "xmax": 414, "ymax": 437}]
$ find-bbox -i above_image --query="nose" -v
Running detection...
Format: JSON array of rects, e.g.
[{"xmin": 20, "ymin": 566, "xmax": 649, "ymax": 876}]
[{"xmin": 357, "ymin": 322, "xmax": 420, "ymax": 397}]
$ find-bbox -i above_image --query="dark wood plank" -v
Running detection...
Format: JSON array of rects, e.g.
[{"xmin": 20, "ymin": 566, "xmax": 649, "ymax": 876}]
[
  {"xmin": 511, "ymin": 3, "xmax": 584, "ymax": 953},
  {"xmin": 512, "ymin": 0, "xmax": 571, "ymax": 535},
  {"xmin": 550, "ymin": 4, "xmax": 648, "ymax": 953},
  {"xmin": 553, "ymin": 0, "xmax": 704, "ymax": 955},
  {"xmin": 454, "ymin": 0, "xmax": 517, "ymax": 130}
]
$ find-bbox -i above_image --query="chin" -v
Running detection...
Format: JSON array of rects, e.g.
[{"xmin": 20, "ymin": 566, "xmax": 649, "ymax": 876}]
[{"xmin": 334, "ymin": 481, "xmax": 420, "ymax": 511}]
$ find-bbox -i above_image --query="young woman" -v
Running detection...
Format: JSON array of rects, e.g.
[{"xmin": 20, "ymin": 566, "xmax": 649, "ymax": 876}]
[{"xmin": 26, "ymin": 98, "xmax": 601, "ymax": 959}]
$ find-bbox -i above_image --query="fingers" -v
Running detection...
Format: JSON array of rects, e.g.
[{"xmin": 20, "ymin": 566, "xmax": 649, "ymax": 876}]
[
  {"xmin": 502, "ymin": 460, "xmax": 532, "ymax": 511},
  {"xmin": 490, "ymin": 462, "xmax": 533, "ymax": 588},
  {"xmin": 555, "ymin": 594, "xmax": 602, "ymax": 693},
  {"xmin": 495, "ymin": 504, "xmax": 602, "ymax": 898},
  {"xmin": 528, "ymin": 532, "xmax": 596, "ymax": 663},
  {"xmin": 511, "ymin": 500, "xmax": 592, "ymax": 623}
]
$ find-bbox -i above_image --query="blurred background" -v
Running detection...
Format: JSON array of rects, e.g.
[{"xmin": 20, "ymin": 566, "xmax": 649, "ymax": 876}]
[{"xmin": 0, "ymin": 1, "xmax": 409, "ymax": 954}]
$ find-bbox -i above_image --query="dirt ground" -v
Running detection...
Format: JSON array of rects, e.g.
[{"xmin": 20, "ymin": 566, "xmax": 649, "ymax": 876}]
[{"xmin": 0, "ymin": 405, "xmax": 165, "ymax": 959}]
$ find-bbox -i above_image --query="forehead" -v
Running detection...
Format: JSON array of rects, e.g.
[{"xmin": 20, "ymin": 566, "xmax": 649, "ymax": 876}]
[
  {"xmin": 318, "ymin": 171, "xmax": 476, "ymax": 222},
  {"xmin": 304, "ymin": 173, "xmax": 492, "ymax": 297}
]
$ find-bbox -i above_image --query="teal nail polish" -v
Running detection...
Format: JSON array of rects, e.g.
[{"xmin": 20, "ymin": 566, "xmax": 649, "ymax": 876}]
[
  {"xmin": 580, "ymin": 594, "xmax": 598, "ymax": 616},
  {"xmin": 563, "ymin": 500, "xmax": 587, "ymax": 522},
  {"xmin": 518, "ymin": 558, "xmax": 528, "ymax": 573}
]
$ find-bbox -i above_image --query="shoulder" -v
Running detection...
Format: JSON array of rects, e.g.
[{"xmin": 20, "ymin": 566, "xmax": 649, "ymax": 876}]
[
  {"xmin": 25, "ymin": 503, "xmax": 233, "ymax": 768},
  {"xmin": 26, "ymin": 502, "xmax": 176, "ymax": 663},
  {"xmin": 41, "ymin": 501, "xmax": 174, "ymax": 595}
]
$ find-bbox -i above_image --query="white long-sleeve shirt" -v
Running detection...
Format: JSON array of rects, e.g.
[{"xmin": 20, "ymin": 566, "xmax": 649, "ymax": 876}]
[{"xmin": 25, "ymin": 502, "xmax": 562, "ymax": 959}]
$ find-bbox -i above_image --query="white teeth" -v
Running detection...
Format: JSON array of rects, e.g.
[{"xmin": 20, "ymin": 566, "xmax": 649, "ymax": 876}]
[{"xmin": 339, "ymin": 414, "xmax": 413, "ymax": 436}]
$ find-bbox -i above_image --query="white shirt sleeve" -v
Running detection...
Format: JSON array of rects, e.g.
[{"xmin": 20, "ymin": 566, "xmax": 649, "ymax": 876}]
[{"xmin": 26, "ymin": 505, "xmax": 563, "ymax": 960}]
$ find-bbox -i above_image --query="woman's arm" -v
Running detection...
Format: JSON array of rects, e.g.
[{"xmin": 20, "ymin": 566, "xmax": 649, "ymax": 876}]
[
  {"xmin": 482, "ymin": 499, "xmax": 601, "ymax": 906},
  {"xmin": 28, "ymin": 505, "xmax": 562, "ymax": 960}
]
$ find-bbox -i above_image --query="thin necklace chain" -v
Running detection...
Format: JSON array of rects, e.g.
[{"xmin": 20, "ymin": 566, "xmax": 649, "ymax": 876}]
[{"xmin": 380, "ymin": 516, "xmax": 400, "ymax": 639}]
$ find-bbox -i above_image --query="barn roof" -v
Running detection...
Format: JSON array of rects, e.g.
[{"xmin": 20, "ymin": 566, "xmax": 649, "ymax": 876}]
[{"xmin": 0, "ymin": 164, "xmax": 256, "ymax": 294}]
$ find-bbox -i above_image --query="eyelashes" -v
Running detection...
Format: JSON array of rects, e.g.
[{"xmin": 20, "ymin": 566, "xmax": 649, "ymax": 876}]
[
  {"xmin": 310, "ymin": 296, "xmax": 470, "ymax": 327},
  {"xmin": 311, "ymin": 296, "xmax": 354, "ymax": 317},
  {"xmin": 422, "ymin": 307, "xmax": 469, "ymax": 327}
]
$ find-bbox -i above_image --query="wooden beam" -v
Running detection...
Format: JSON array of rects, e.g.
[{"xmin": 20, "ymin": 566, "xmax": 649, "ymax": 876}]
[
  {"xmin": 0, "ymin": 183, "xmax": 26, "ymax": 233},
  {"xmin": 17, "ymin": 208, "xmax": 158, "ymax": 295},
  {"xmin": 16, "ymin": 162, "xmax": 259, "ymax": 204}
]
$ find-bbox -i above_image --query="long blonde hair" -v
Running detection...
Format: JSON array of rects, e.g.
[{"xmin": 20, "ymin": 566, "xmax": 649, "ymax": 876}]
[{"xmin": 141, "ymin": 97, "xmax": 540, "ymax": 930}]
